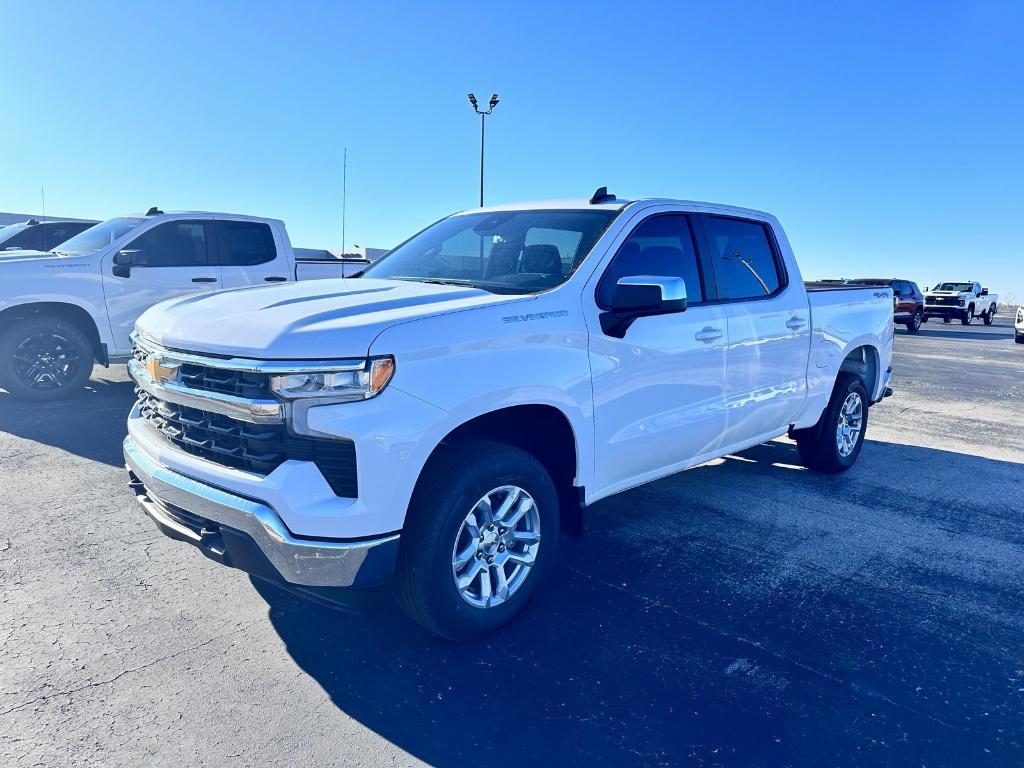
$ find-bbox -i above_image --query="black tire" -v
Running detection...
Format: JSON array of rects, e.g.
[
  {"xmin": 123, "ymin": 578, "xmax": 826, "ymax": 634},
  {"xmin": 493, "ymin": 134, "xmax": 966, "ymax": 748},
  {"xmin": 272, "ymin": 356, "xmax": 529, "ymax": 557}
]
[
  {"xmin": 905, "ymin": 307, "xmax": 923, "ymax": 334},
  {"xmin": 983, "ymin": 307, "xmax": 994, "ymax": 326},
  {"xmin": 943, "ymin": 317, "xmax": 951, "ymax": 324},
  {"xmin": 920, "ymin": 315, "xmax": 928, "ymax": 324},
  {"xmin": 793, "ymin": 373, "xmax": 869, "ymax": 474},
  {"xmin": 961, "ymin": 306, "xmax": 973, "ymax": 325},
  {"xmin": 1015, "ymin": 331, "xmax": 1024, "ymax": 344},
  {"xmin": 0, "ymin": 317, "xmax": 93, "ymax": 401},
  {"xmin": 393, "ymin": 440, "xmax": 560, "ymax": 641}
]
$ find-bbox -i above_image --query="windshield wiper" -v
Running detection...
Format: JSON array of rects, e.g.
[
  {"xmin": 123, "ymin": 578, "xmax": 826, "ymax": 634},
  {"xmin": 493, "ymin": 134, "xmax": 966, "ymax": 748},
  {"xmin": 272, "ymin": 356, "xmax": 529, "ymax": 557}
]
[{"xmin": 395, "ymin": 277, "xmax": 479, "ymax": 288}]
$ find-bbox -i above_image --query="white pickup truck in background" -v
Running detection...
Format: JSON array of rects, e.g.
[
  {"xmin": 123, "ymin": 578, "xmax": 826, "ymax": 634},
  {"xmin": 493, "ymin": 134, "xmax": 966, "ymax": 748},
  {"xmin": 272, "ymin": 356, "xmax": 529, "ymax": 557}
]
[
  {"xmin": 923, "ymin": 281, "xmax": 999, "ymax": 325},
  {"xmin": 124, "ymin": 192, "xmax": 895, "ymax": 640},
  {"xmin": 0, "ymin": 209, "xmax": 368, "ymax": 399}
]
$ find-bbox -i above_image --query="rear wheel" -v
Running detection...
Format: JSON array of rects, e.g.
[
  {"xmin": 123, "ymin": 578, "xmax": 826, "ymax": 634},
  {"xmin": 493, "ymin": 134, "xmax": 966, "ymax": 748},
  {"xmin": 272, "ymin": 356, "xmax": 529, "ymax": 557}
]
[
  {"xmin": 794, "ymin": 373, "xmax": 869, "ymax": 474},
  {"xmin": 0, "ymin": 317, "xmax": 93, "ymax": 401},
  {"xmin": 983, "ymin": 306, "xmax": 994, "ymax": 326},
  {"xmin": 1015, "ymin": 331, "xmax": 1024, "ymax": 344},
  {"xmin": 393, "ymin": 440, "xmax": 559, "ymax": 641},
  {"xmin": 905, "ymin": 307, "xmax": 923, "ymax": 333},
  {"xmin": 943, "ymin": 316, "xmax": 951, "ymax": 324}
]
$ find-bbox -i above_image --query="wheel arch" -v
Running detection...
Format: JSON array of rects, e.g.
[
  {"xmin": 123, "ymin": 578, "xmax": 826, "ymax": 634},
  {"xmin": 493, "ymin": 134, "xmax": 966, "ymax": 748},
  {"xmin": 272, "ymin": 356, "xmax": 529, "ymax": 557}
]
[
  {"xmin": 416, "ymin": 404, "xmax": 584, "ymax": 533},
  {"xmin": 0, "ymin": 301, "xmax": 104, "ymax": 363},
  {"xmin": 838, "ymin": 344, "xmax": 880, "ymax": 399}
]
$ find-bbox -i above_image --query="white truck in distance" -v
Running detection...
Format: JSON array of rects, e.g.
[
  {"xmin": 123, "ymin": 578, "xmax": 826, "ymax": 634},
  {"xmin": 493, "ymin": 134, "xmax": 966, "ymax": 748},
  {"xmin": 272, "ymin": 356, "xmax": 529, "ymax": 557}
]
[
  {"xmin": 0, "ymin": 209, "xmax": 370, "ymax": 400},
  {"xmin": 124, "ymin": 193, "xmax": 895, "ymax": 640},
  {"xmin": 923, "ymin": 281, "xmax": 998, "ymax": 325}
]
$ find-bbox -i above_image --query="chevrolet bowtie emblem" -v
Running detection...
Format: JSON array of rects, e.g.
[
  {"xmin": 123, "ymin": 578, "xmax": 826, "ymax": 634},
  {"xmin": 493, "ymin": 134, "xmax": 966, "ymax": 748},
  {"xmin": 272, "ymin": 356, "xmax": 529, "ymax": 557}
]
[{"xmin": 145, "ymin": 355, "xmax": 180, "ymax": 383}]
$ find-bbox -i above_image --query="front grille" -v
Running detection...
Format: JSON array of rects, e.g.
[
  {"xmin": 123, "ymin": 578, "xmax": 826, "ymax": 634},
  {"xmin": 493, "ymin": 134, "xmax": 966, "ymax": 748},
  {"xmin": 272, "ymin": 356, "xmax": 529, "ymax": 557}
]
[
  {"xmin": 928, "ymin": 296, "xmax": 960, "ymax": 307},
  {"xmin": 136, "ymin": 390, "xmax": 357, "ymax": 497},
  {"xmin": 133, "ymin": 344, "xmax": 270, "ymax": 398}
]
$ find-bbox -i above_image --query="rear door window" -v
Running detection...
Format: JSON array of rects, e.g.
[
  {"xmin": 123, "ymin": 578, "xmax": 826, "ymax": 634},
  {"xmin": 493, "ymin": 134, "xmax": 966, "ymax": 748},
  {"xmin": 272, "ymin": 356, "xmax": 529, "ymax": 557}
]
[
  {"xmin": 701, "ymin": 216, "xmax": 784, "ymax": 300},
  {"xmin": 217, "ymin": 221, "xmax": 276, "ymax": 266}
]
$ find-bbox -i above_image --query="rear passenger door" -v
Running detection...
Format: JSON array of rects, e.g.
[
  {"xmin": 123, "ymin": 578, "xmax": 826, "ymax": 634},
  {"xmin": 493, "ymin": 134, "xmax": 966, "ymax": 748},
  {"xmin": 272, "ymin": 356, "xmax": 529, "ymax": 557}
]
[
  {"xmin": 215, "ymin": 219, "xmax": 288, "ymax": 288},
  {"xmin": 698, "ymin": 214, "xmax": 810, "ymax": 448}
]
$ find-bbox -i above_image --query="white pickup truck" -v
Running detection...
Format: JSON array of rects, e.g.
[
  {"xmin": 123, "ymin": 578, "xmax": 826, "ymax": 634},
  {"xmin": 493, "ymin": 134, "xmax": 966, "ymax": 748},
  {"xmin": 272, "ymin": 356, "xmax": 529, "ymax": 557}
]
[
  {"xmin": 923, "ymin": 281, "xmax": 999, "ymax": 325},
  {"xmin": 123, "ymin": 193, "xmax": 894, "ymax": 640},
  {"xmin": 0, "ymin": 209, "xmax": 368, "ymax": 400}
]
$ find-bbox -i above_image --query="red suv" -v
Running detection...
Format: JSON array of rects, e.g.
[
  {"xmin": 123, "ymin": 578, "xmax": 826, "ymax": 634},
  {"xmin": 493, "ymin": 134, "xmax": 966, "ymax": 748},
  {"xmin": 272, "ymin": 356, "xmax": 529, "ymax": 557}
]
[{"xmin": 846, "ymin": 278, "xmax": 925, "ymax": 333}]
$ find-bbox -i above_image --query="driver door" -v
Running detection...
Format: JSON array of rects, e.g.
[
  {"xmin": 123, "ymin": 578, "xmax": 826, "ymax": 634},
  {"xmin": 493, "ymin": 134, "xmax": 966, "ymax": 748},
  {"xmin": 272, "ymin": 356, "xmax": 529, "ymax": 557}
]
[
  {"xmin": 585, "ymin": 211, "xmax": 727, "ymax": 495},
  {"xmin": 103, "ymin": 220, "xmax": 221, "ymax": 353}
]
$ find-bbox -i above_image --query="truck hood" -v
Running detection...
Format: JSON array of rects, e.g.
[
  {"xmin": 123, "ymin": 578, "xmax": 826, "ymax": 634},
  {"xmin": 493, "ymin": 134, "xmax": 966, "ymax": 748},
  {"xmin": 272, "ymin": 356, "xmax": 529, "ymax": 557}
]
[
  {"xmin": 0, "ymin": 249, "xmax": 59, "ymax": 262},
  {"xmin": 0, "ymin": 251, "xmax": 96, "ymax": 270},
  {"xmin": 136, "ymin": 278, "xmax": 523, "ymax": 359}
]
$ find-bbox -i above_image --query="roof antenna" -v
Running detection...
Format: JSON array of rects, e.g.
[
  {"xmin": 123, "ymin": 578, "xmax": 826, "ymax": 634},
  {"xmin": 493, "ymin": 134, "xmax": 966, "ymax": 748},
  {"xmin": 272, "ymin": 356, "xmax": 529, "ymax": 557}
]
[
  {"xmin": 589, "ymin": 186, "xmax": 615, "ymax": 204},
  {"xmin": 40, "ymin": 186, "xmax": 46, "ymax": 225},
  {"xmin": 146, "ymin": 206, "xmax": 163, "ymax": 216}
]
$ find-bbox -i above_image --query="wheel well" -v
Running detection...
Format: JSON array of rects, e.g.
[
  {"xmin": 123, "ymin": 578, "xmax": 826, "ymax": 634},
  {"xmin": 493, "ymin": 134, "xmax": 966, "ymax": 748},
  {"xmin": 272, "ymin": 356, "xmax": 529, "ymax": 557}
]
[
  {"xmin": 839, "ymin": 345, "xmax": 879, "ymax": 398},
  {"xmin": 428, "ymin": 405, "xmax": 583, "ymax": 532},
  {"xmin": 0, "ymin": 302, "xmax": 103, "ymax": 363}
]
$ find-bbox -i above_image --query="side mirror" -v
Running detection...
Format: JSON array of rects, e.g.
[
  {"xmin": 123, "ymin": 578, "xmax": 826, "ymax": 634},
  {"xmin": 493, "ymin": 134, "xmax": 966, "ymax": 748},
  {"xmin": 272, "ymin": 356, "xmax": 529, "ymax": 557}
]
[
  {"xmin": 600, "ymin": 276, "xmax": 688, "ymax": 338},
  {"xmin": 980, "ymin": 288, "xmax": 988, "ymax": 296},
  {"xmin": 112, "ymin": 249, "xmax": 139, "ymax": 278}
]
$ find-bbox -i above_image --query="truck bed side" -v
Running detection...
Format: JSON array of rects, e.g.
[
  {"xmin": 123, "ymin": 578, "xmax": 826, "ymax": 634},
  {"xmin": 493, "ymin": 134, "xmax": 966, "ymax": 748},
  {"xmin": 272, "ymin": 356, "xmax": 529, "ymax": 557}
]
[{"xmin": 794, "ymin": 284, "xmax": 894, "ymax": 429}]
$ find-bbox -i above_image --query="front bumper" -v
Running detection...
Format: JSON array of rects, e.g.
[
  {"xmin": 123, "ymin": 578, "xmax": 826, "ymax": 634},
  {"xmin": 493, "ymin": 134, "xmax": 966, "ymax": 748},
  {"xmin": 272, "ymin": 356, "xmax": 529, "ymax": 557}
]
[{"xmin": 124, "ymin": 435, "xmax": 399, "ymax": 587}]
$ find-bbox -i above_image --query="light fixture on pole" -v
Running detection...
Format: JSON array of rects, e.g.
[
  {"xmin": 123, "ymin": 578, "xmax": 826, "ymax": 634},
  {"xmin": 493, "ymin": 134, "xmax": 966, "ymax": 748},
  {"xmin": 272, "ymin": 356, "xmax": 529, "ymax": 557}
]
[{"xmin": 467, "ymin": 92, "xmax": 499, "ymax": 207}]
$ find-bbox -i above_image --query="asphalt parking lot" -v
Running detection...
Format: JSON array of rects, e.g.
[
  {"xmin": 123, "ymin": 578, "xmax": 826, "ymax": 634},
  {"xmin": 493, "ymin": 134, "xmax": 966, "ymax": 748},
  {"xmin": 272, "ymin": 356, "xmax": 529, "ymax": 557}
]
[{"xmin": 1, "ymin": 314, "xmax": 1022, "ymax": 767}]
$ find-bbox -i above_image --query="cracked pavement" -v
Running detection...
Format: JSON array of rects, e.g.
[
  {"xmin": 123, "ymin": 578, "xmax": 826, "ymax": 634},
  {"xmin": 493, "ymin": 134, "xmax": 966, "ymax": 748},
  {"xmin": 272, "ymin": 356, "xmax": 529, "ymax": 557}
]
[{"xmin": 1, "ymin": 315, "xmax": 1022, "ymax": 767}]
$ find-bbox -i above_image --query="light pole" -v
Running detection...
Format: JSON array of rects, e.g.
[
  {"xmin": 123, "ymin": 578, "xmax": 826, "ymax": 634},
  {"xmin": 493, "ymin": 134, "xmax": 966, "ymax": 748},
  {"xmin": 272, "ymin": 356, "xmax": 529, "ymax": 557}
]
[{"xmin": 468, "ymin": 92, "xmax": 499, "ymax": 207}]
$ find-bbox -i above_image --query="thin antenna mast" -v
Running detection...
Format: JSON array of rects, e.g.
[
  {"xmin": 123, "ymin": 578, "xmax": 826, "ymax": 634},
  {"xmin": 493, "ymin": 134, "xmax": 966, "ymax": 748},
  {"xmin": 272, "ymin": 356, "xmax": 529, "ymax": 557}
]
[
  {"xmin": 41, "ymin": 186, "xmax": 46, "ymax": 224},
  {"xmin": 341, "ymin": 148, "xmax": 347, "ymax": 256}
]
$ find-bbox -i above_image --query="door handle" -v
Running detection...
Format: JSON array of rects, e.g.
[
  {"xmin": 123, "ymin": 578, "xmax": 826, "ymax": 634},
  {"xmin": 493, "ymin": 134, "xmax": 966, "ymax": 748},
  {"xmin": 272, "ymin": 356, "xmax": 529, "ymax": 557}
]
[
  {"xmin": 786, "ymin": 316, "xmax": 807, "ymax": 330},
  {"xmin": 264, "ymin": 276, "xmax": 288, "ymax": 282},
  {"xmin": 191, "ymin": 277, "xmax": 217, "ymax": 283},
  {"xmin": 694, "ymin": 327, "xmax": 723, "ymax": 343}
]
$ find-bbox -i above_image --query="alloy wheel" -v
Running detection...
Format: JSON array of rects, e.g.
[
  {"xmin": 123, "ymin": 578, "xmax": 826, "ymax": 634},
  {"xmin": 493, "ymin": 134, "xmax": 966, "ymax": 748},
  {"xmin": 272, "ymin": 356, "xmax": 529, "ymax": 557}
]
[
  {"xmin": 11, "ymin": 332, "xmax": 81, "ymax": 391},
  {"xmin": 835, "ymin": 391, "xmax": 864, "ymax": 458},
  {"xmin": 451, "ymin": 485, "xmax": 541, "ymax": 608}
]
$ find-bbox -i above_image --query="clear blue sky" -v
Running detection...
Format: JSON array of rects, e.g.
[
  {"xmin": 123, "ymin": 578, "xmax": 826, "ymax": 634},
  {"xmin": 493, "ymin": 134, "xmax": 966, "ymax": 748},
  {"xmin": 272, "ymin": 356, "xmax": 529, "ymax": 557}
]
[{"xmin": 2, "ymin": 1, "xmax": 1022, "ymax": 298}]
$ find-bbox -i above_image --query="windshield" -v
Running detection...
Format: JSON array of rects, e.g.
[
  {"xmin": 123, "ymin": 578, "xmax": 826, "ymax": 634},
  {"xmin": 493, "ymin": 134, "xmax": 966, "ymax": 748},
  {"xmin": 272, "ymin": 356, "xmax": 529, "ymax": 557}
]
[
  {"xmin": 362, "ymin": 209, "xmax": 619, "ymax": 294},
  {"xmin": 54, "ymin": 217, "xmax": 144, "ymax": 256},
  {"xmin": 0, "ymin": 224, "xmax": 28, "ymax": 247},
  {"xmin": 934, "ymin": 282, "xmax": 973, "ymax": 292}
]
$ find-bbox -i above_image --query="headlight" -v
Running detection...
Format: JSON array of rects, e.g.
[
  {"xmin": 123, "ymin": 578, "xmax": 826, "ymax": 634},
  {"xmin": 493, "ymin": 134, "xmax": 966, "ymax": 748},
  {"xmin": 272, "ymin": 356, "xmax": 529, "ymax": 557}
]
[
  {"xmin": 270, "ymin": 356, "xmax": 395, "ymax": 401},
  {"xmin": 958, "ymin": 298, "xmax": 966, "ymax": 306}
]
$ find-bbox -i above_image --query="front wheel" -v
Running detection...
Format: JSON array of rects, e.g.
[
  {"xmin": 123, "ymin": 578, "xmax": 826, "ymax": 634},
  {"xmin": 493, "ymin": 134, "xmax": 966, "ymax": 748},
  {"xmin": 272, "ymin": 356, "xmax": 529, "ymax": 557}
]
[
  {"xmin": 794, "ymin": 373, "xmax": 869, "ymax": 474},
  {"xmin": 905, "ymin": 308, "xmax": 923, "ymax": 334},
  {"xmin": 0, "ymin": 317, "xmax": 93, "ymax": 401},
  {"xmin": 962, "ymin": 307, "xmax": 973, "ymax": 325},
  {"xmin": 393, "ymin": 440, "xmax": 559, "ymax": 641},
  {"xmin": 1015, "ymin": 331, "xmax": 1024, "ymax": 344}
]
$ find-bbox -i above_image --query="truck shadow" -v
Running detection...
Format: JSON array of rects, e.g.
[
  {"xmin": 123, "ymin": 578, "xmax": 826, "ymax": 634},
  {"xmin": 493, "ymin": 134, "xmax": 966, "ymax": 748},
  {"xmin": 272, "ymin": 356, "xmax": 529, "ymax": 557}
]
[
  {"xmin": 252, "ymin": 438, "xmax": 1024, "ymax": 767},
  {"xmin": 0, "ymin": 373, "xmax": 135, "ymax": 466}
]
